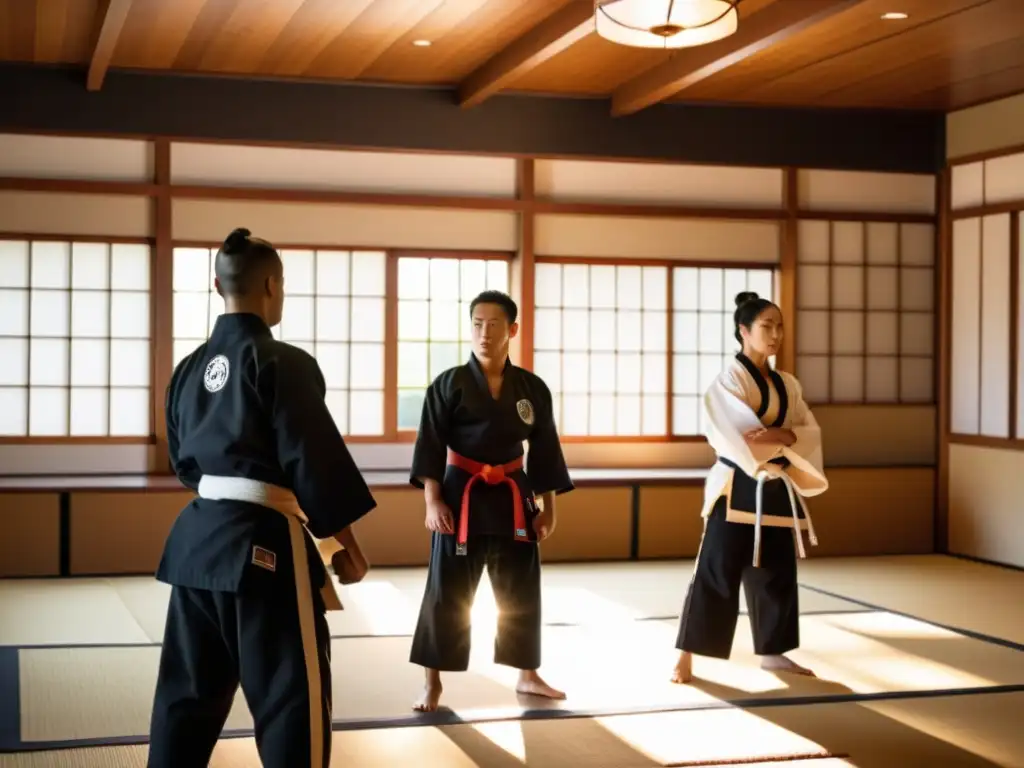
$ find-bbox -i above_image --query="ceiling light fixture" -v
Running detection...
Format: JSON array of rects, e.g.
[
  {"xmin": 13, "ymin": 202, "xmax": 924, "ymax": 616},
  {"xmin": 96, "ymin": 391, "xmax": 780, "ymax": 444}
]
[
  {"xmin": 594, "ymin": 0, "xmax": 739, "ymax": 49},
  {"xmin": 880, "ymin": 12, "xmax": 908, "ymax": 20},
  {"xmin": 412, "ymin": 39, "xmax": 432, "ymax": 47}
]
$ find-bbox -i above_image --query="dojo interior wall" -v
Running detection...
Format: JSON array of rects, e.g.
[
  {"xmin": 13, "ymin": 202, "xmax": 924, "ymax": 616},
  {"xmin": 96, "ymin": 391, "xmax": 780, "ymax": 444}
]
[
  {"xmin": 0, "ymin": 135, "xmax": 936, "ymax": 576},
  {"xmin": 945, "ymin": 93, "xmax": 1024, "ymax": 568}
]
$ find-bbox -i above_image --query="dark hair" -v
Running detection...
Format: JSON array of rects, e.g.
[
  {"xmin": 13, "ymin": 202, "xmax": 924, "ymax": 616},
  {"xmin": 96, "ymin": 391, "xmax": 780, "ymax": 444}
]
[
  {"xmin": 469, "ymin": 290, "xmax": 518, "ymax": 324},
  {"xmin": 733, "ymin": 291, "xmax": 778, "ymax": 345},
  {"xmin": 214, "ymin": 228, "xmax": 281, "ymax": 297}
]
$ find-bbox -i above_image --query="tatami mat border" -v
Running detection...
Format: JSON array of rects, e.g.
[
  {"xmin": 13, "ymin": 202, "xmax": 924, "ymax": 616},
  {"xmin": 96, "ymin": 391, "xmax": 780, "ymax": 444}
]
[
  {"xmin": 0, "ymin": 582, "xmax": 1021, "ymax": 753},
  {"xmin": 3, "ymin": 684, "xmax": 1022, "ymax": 754},
  {"xmin": 798, "ymin": 584, "xmax": 1024, "ymax": 653}
]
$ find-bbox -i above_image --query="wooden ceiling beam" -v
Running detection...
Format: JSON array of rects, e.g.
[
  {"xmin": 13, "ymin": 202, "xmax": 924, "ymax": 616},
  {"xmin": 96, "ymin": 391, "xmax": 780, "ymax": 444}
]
[
  {"xmin": 457, "ymin": 1, "xmax": 595, "ymax": 108},
  {"xmin": 610, "ymin": 0, "xmax": 867, "ymax": 117},
  {"xmin": 87, "ymin": 0, "xmax": 135, "ymax": 91}
]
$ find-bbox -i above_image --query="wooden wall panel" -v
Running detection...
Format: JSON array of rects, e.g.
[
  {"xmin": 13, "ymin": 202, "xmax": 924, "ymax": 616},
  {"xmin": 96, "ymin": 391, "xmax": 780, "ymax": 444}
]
[
  {"xmin": 0, "ymin": 192, "xmax": 153, "ymax": 237},
  {"xmin": 0, "ymin": 492, "xmax": 60, "ymax": 577},
  {"xmin": 814, "ymin": 405, "xmax": 936, "ymax": 466},
  {"xmin": 172, "ymin": 199, "xmax": 518, "ymax": 251},
  {"xmin": 946, "ymin": 91, "xmax": 1024, "ymax": 160},
  {"xmin": 948, "ymin": 444, "xmax": 1024, "ymax": 567},
  {"xmin": 534, "ymin": 215, "xmax": 780, "ymax": 262},
  {"xmin": 636, "ymin": 485, "xmax": 705, "ymax": 559},
  {"xmin": 52, "ymin": 485, "xmax": 633, "ymax": 573},
  {"xmin": 0, "ymin": 444, "xmax": 152, "ymax": 477},
  {"xmin": 808, "ymin": 467, "xmax": 935, "ymax": 557},
  {"xmin": 797, "ymin": 170, "xmax": 935, "ymax": 214},
  {"xmin": 637, "ymin": 469, "xmax": 935, "ymax": 562},
  {"xmin": 539, "ymin": 487, "xmax": 633, "ymax": 562},
  {"xmin": 951, "ymin": 162, "xmax": 984, "ymax": 210},
  {"xmin": 68, "ymin": 491, "xmax": 189, "ymax": 575},
  {"xmin": 0, "ymin": 133, "xmax": 152, "ymax": 181},
  {"xmin": 534, "ymin": 160, "xmax": 784, "ymax": 207},
  {"xmin": 170, "ymin": 142, "xmax": 517, "ymax": 197},
  {"xmin": 983, "ymin": 151, "xmax": 1024, "ymax": 205},
  {"xmin": 350, "ymin": 488, "xmax": 429, "ymax": 567}
]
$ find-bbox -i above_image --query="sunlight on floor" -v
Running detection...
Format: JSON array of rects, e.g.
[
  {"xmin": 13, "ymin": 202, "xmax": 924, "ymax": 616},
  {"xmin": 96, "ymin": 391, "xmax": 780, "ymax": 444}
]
[
  {"xmin": 540, "ymin": 585, "xmax": 646, "ymax": 625},
  {"xmin": 337, "ymin": 580, "xmax": 415, "ymax": 635},
  {"xmin": 826, "ymin": 611, "xmax": 954, "ymax": 639},
  {"xmin": 819, "ymin": 613, "xmax": 998, "ymax": 690},
  {"xmin": 596, "ymin": 708, "xmax": 831, "ymax": 765},
  {"xmin": 861, "ymin": 694, "xmax": 1024, "ymax": 768},
  {"xmin": 470, "ymin": 721, "xmax": 527, "ymax": 763}
]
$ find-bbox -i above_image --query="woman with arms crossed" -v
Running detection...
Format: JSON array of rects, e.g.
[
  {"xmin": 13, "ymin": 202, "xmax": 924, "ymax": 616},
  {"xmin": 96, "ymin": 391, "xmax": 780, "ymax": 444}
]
[{"xmin": 672, "ymin": 291, "xmax": 828, "ymax": 684}]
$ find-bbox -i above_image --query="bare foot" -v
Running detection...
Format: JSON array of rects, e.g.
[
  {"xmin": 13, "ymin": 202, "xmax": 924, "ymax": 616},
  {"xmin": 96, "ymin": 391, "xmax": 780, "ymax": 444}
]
[
  {"xmin": 761, "ymin": 654, "xmax": 815, "ymax": 677},
  {"xmin": 670, "ymin": 651, "xmax": 693, "ymax": 684},
  {"xmin": 516, "ymin": 669, "xmax": 566, "ymax": 699},
  {"xmin": 412, "ymin": 669, "xmax": 443, "ymax": 712}
]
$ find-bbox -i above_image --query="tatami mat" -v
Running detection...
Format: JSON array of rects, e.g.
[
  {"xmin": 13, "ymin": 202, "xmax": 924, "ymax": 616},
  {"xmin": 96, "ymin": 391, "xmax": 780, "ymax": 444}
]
[
  {"xmin": 0, "ymin": 562, "xmax": 861, "ymax": 647},
  {"xmin": 5, "ymin": 555, "xmax": 1019, "ymax": 650},
  {"xmin": 799, "ymin": 555, "xmax": 1024, "ymax": 646},
  {"xmin": 2, "ymin": 691, "xmax": 1021, "ymax": 767},
  {"xmin": 15, "ymin": 607, "xmax": 1024, "ymax": 746}
]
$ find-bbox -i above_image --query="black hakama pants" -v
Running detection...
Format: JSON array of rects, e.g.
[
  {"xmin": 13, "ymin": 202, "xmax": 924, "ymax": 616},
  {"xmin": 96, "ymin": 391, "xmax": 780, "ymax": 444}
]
[
  {"xmin": 410, "ymin": 533, "xmax": 542, "ymax": 671},
  {"xmin": 675, "ymin": 492, "xmax": 800, "ymax": 659},
  {"xmin": 147, "ymin": 571, "xmax": 332, "ymax": 768}
]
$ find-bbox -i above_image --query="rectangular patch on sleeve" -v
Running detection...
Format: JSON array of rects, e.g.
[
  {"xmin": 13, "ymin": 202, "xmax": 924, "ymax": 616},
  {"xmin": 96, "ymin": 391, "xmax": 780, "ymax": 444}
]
[{"xmin": 252, "ymin": 546, "xmax": 277, "ymax": 572}]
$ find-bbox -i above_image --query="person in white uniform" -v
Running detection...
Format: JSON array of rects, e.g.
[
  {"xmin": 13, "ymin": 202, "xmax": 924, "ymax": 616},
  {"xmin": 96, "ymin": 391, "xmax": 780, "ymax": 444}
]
[{"xmin": 672, "ymin": 291, "xmax": 828, "ymax": 684}]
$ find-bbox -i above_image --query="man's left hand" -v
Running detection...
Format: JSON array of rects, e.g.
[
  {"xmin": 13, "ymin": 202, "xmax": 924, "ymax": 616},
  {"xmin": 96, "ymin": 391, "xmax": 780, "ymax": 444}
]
[
  {"xmin": 533, "ymin": 509, "xmax": 556, "ymax": 541},
  {"xmin": 332, "ymin": 549, "xmax": 369, "ymax": 584}
]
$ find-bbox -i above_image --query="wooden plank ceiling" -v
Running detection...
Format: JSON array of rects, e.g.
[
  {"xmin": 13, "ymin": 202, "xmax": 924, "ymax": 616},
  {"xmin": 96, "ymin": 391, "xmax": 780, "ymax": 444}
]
[{"xmin": 1, "ymin": 0, "xmax": 1023, "ymax": 112}]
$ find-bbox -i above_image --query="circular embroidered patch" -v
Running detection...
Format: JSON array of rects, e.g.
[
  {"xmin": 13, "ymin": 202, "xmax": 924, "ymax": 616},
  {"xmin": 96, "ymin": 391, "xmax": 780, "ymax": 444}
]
[
  {"xmin": 204, "ymin": 354, "xmax": 230, "ymax": 393},
  {"xmin": 516, "ymin": 398, "xmax": 534, "ymax": 425}
]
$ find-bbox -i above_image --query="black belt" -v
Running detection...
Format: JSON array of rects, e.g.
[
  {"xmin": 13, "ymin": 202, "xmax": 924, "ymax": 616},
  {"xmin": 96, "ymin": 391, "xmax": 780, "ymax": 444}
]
[{"xmin": 719, "ymin": 456, "xmax": 790, "ymax": 475}]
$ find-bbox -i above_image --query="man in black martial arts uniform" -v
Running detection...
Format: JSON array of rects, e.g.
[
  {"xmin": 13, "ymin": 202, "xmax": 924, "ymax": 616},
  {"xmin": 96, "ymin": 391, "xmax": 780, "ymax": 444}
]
[
  {"xmin": 408, "ymin": 290, "xmax": 575, "ymax": 713},
  {"xmin": 148, "ymin": 228, "xmax": 377, "ymax": 768}
]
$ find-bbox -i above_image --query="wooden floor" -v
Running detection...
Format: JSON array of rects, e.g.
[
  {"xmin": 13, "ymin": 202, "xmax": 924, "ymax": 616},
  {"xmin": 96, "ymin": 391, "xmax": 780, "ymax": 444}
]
[{"xmin": 0, "ymin": 555, "xmax": 1021, "ymax": 767}]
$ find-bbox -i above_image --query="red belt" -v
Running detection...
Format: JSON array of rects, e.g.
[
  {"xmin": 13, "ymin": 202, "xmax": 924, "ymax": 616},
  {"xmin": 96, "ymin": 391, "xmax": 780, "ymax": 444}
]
[{"xmin": 447, "ymin": 448, "xmax": 529, "ymax": 555}]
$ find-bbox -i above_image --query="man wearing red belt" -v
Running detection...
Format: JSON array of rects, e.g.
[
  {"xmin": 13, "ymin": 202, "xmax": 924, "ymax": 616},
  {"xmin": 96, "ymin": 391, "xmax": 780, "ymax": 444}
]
[{"xmin": 408, "ymin": 290, "xmax": 574, "ymax": 713}]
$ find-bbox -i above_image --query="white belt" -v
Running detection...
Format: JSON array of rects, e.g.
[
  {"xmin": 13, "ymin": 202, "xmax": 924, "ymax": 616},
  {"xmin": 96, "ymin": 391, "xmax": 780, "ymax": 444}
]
[
  {"xmin": 752, "ymin": 469, "xmax": 818, "ymax": 568},
  {"xmin": 197, "ymin": 475, "xmax": 343, "ymax": 611},
  {"xmin": 197, "ymin": 475, "xmax": 306, "ymax": 519}
]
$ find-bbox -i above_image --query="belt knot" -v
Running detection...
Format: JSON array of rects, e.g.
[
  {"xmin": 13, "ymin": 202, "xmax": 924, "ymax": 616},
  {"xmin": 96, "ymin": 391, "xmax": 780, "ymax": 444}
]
[{"xmin": 479, "ymin": 464, "xmax": 505, "ymax": 483}]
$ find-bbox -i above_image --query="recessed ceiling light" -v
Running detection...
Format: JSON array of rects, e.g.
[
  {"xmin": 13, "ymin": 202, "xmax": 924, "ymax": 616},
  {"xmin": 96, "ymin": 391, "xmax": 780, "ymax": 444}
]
[
  {"xmin": 412, "ymin": 39, "xmax": 431, "ymax": 47},
  {"xmin": 881, "ymin": 12, "xmax": 908, "ymax": 19}
]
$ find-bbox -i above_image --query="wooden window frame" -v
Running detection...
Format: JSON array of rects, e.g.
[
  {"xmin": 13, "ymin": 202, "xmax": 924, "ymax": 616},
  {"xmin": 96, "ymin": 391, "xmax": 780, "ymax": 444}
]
[
  {"xmin": 795, "ymin": 219, "xmax": 938, "ymax": 408},
  {"xmin": 0, "ymin": 232, "xmax": 156, "ymax": 445},
  {"xmin": 391, "ymin": 249, "xmax": 513, "ymax": 442},
  {"xmin": 944, "ymin": 143, "xmax": 1024, "ymax": 451},
  {"xmin": 533, "ymin": 255, "xmax": 779, "ymax": 444},
  {"xmin": 170, "ymin": 242, "xmax": 513, "ymax": 444},
  {"xmin": 944, "ymin": 206, "xmax": 1024, "ymax": 450}
]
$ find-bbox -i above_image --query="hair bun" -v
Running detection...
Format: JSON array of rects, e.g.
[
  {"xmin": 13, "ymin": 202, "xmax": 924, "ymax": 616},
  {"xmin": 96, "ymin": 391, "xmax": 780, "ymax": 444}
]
[
  {"xmin": 223, "ymin": 228, "xmax": 251, "ymax": 253},
  {"xmin": 735, "ymin": 291, "xmax": 759, "ymax": 307}
]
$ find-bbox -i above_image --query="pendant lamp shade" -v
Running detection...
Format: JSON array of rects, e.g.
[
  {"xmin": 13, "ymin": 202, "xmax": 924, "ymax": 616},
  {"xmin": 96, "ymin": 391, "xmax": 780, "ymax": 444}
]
[{"xmin": 595, "ymin": 0, "xmax": 740, "ymax": 49}]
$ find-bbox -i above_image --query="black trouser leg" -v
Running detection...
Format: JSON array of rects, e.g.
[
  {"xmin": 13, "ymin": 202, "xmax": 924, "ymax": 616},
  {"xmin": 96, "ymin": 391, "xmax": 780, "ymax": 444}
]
[
  {"xmin": 236, "ymin": 529, "xmax": 333, "ymax": 768},
  {"xmin": 147, "ymin": 586, "xmax": 239, "ymax": 768},
  {"xmin": 487, "ymin": 537, "xmax": 542, "ymax": 670},
  {"xmin": 675, "ymin": 499, "xmax": 748, "ymax": 659},
  {"xmin": 409, "ymin": 532, "xmax": 487, "ymax": 671},
  {"xmin": 742, "ymin": 524, "xmax": 800, "ymax": 656}
]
